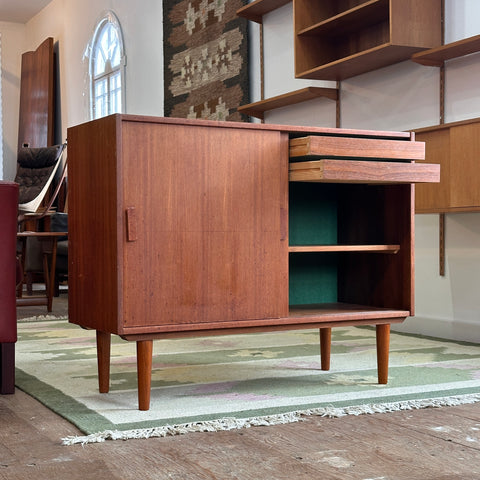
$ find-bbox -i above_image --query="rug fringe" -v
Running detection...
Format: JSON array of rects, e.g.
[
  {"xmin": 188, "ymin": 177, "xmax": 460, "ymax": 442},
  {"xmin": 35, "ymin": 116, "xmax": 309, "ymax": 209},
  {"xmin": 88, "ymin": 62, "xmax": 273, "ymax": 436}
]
[{"xmin": 61, "ymin": 392, "xmax": 480, "ymax": 446}]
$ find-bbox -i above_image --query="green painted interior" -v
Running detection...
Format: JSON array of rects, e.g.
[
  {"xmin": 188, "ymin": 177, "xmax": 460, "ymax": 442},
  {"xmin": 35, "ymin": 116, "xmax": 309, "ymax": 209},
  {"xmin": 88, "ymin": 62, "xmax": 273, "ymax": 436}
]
[
  {"xmin": 289, "ymin": 183, "xmax": 339, "ymax": 305},
  {"xmin": 289, "ymin": 183, "xmax": 338, "ymax": 246},
  {"xmin": 289, "ymin": 253, "xmax": 338, "ymax": 306}
]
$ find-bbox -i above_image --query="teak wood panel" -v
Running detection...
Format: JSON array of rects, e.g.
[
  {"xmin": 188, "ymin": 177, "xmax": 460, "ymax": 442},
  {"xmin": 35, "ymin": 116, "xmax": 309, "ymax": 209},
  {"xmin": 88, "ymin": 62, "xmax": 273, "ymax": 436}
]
[
  {"xmin": 449, "ymin": 124, "xmax": 480, "ymax": 209},
  {"xmin": 389, "ymin": 0, "xmax": 441, "ymax": 48},
  {"xmin": 289, "ymin": 159, "xmax": 439, "ymax": 184},
  {"xmin": 68, "ymin": 116, "xmax": 290, "ymax": 335},
  {"xmin": 68, "ymin": 115, "xmax": 121, "ymax": 334},
  {"xmin": 17, "ymin": 37, "xmax": 55, "ymax": 150},
  {"xmin": 414, "ymin": 128, "xmax": 450, "ymax": 212},
  {"xmin": 121, "ymin": 122, "xmax": 289, "ymax": 330},
  {"xmin": 289, "ymin": 135, "xmax": 424, "ymax": 160},
  {"xmin": 415, "ymin": 119, "xmax": 480, "ymax": 213}
]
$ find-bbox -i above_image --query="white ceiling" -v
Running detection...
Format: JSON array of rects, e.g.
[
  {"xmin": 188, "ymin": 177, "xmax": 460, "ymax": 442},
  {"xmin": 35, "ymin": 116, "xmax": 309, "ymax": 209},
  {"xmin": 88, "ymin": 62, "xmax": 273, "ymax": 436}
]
[{"xmin": 0, "ymin": 0, "xmax": 53, "ymax": 24}]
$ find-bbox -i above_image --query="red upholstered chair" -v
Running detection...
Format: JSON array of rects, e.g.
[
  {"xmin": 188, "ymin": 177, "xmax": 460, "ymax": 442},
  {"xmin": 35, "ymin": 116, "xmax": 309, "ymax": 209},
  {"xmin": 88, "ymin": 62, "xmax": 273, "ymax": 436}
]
[{"xmin": 0, "ymin": 181, "xmax": 19, "ymax": 394}]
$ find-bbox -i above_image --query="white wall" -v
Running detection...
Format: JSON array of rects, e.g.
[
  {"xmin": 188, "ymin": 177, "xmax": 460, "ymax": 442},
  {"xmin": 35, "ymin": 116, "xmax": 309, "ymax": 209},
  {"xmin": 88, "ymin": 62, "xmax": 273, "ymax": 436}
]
[
  {"xmin": 2, "ymin": 0, "xmax": 480, "ymax": 342},
  {"xmin": 0, "ymin": 21, "xmax": 25, "ymax": 180},
  {"xmin": 0, "ymin": 0, "xmax": 164, "ymax": 179}
]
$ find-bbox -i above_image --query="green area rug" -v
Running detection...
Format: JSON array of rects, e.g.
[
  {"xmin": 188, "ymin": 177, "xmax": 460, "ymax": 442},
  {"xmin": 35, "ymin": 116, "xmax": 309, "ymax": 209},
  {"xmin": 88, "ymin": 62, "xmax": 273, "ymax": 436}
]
[{"xmin": 14, "ymin": 319, "xmax": 480, "ymax": 445}]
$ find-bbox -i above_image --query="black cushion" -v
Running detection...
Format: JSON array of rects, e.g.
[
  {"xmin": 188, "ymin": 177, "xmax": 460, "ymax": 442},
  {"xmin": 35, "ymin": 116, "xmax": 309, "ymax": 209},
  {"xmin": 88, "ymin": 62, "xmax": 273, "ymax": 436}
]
[{"xmin": 15, "ymin": 145, "xmax": 63, "ymax": 204}]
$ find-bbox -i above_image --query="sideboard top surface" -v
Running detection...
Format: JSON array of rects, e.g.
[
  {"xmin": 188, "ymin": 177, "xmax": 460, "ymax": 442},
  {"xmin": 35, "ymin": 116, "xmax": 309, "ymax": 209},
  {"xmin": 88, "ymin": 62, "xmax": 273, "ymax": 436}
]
[{"xmin": 74, "ymin": 113, "xmax": 413, "ymax": 141}]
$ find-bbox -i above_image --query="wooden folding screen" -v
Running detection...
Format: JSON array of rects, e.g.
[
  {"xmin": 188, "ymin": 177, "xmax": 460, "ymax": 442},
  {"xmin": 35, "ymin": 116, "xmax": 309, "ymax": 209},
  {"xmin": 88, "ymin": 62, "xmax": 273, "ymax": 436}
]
[{"xmin": 17, "ymin": 37, "xmax": 55, "ymax": 150}]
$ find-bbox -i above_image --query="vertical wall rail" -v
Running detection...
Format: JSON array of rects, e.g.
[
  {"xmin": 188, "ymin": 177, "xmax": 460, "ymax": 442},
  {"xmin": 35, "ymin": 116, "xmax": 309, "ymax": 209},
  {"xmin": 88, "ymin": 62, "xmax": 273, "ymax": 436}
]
[{"xmin": 438, "ymin": 0, "xmax": 446, "ymax": 276}]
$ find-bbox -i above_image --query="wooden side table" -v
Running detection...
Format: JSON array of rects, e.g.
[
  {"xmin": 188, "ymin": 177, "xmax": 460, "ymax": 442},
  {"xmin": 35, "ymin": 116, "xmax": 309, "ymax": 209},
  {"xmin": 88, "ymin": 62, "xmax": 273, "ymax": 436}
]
[{"xmin": 16, "ymin": 231, "xmax": 67, "ymax": 312}]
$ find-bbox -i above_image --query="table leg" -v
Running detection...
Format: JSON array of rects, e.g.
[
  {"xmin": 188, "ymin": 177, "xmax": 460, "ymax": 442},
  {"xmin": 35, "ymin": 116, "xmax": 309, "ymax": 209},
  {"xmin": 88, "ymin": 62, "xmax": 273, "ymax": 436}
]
[
  {"xmin": 46, "ymin": 240, "xmax": 58, "ymax": 312},
  {"xmin": 0, "ymin": 343, "xmax": 15, "ymax": 394},
  {"xmin": 41, "ymin": 238, "xmax": 58, "ymax": 312},
  {"xmin": 319, "ymin": 327, "xmax": 331, "ymax": 370},
  {"xmin": 137, "ymin": 340, "xmax": 153, "ymax": 411},
  {"xmin": 376, "ymin": 323, "xmax": 390, "ymax": 384},
  {"xmin": 96, "ymin": 331, "xmax": 111, "ymax": 393}
]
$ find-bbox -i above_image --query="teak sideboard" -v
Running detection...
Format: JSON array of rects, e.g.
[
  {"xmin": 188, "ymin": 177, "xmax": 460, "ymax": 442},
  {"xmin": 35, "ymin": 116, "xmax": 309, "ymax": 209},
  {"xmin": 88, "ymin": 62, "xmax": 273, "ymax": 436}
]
[{"xmin": 68, "ymin": 115, "xmax": 439, "ymax": 410}]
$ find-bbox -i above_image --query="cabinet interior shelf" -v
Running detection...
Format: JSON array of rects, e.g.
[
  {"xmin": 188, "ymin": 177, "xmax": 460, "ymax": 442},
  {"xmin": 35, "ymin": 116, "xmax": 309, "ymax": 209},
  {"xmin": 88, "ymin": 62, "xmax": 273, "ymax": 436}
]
[
  {"xmin": 297, "ymin": 0, "xmax": 387, "ymax": 37},
  {"xmin": 289, "ymin": 303, "xmax": 410, "ymax": 322},
  {"xmin": 411, "ymin": 34, "xmax": 480, "ymax": 66},
  {"xmin": 289, "ymin": 245, "xmax": 400, "ymax": 253},
  {"xmin": 238, "ymin": 87, "xmax": 338, "ymax": 119},
  {"xmin": 236, "ymin": 0, "xmax": 291, "ymax": 23}
]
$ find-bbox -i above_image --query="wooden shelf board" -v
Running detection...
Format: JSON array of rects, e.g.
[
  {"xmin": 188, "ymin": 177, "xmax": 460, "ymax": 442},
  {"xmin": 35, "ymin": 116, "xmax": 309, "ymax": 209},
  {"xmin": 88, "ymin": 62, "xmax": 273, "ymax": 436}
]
[
  {"xmin": 236, "ymin": 0, "xmax": 291, "ymax": 23},
  {"xmin": 296, "ymin": 44, "xmax": 424, "ymax": 81},
  {"xmin": 297, "ymin": 0, "xmax": 388, "ymax": 37},
  {"xmin": 289, "ymin": 159, "xmax": 439, "ymax": 184},
  {"xmin": 289, "ymin": 302, "xmax": 410, "ymax": 322},
  {"xmin": 289, "ymin": 244, "xmax": 400, "ymax": 253},
  {"xmin": 238, "ymin": 87, "xmax": 338, "ymax": 119},
  {"xmin": 416, "ymin": 206, "xmax": 480, "ymax": 214},
  {"xmin": 411, "ymin": 34, "xmax": 480, "ymax": 66}
]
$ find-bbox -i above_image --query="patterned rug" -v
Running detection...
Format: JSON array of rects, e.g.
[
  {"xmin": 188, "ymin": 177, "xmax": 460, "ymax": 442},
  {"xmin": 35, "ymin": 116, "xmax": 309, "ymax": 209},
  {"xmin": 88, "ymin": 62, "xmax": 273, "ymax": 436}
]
[
  {"xmin": 163, "ymin": 0, "xmax": 249, "ymax": 121},
  {"xmin": 14, "ymin": 319, "xmax": 480, "ymax": 445}
]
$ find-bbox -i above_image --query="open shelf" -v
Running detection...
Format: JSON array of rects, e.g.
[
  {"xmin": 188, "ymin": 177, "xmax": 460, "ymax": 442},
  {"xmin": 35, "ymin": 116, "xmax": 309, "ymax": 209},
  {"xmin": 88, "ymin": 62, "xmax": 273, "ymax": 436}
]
[
  {"xmin": 411, "ymin": 34, "xmax": 480, "ymax": 67},
  {"xmin": 289, "ymin": 159, "xmax": 440, "ymax": 184},
  {"xmin": 287, "ymin": 178, "xmax": 415, "ymax": 312},
  {"xmin": 289, "ymin": 244, "xmax": 400, "ymax": 253},
  {"xmin": 297, "ymin": 0, "xmax": 388, "ymax": 37},
  {"xmin": 289, "ymin": 303, "xmax": 410, "ymax": 322},
  {"xmin": 296, "ymin": 44, "xmax": 432, "ymax": 81},
  {"xmin": 237, "ymin": 87, "xmax": 338, "ymax": 119},
  {"xmin": 236, "ymin": 0, "xmax": 291, "ymax": 23}
]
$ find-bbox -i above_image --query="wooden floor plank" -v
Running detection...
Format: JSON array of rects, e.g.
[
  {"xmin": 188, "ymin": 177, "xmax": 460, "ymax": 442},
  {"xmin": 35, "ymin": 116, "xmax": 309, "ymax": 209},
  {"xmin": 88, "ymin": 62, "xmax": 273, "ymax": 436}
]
[
  {"xmin": 3, "ymin": 388, "xmax": 480, "ymax": 479},
  {"xmin": 380, "ymin": 403, "xmax": 480, "ymax": 450}
]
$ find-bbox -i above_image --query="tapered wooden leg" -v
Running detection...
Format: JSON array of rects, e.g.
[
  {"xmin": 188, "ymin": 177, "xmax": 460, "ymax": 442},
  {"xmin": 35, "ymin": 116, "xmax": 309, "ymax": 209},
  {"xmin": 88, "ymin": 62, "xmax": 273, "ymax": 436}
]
[
  {"xmin": 376, "ymin": 324, "xmax": 390, "ymax": 384},
  {"xmin": 320, "ymin": 327, "xmax": 332, "ymax": 371},
  {"xmin": 96, "ymin": 330, "xmax": 111, "ymax": 393},
  {"xmin": 137, "ymin": 340, "xmax": 153, "ymax": 411}
]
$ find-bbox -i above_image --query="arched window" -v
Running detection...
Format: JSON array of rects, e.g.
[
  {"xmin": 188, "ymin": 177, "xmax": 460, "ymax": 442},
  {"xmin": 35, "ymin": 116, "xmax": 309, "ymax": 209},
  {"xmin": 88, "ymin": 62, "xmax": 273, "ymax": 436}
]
[{"xmin": 89, "ymin": 12, "xmax": 126, "ymax": 119}]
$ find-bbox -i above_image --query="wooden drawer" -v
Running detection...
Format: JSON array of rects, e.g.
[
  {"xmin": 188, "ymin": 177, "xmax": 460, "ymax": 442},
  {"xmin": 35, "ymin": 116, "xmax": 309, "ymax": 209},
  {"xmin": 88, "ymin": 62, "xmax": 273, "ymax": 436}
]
[
  {"xmin": 289, "ymin": 159, "xmax": 440, "ymax": 184},
  {"xmin": 290, "ymin": 135, "xmax": 425, "ymax": 161}
]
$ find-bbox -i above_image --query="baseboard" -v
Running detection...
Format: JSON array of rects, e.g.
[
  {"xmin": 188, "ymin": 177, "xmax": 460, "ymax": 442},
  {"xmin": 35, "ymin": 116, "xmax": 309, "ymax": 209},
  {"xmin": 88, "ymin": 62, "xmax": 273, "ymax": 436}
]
[{"xmin": 392, "ymin": 315, "xmax": 480, "ymax": 343}]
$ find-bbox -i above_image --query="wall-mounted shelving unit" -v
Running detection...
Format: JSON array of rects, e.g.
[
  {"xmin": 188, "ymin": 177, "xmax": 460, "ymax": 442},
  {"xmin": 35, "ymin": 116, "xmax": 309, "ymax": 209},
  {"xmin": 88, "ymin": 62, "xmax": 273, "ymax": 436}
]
[
  {"xmin": 411, "ymin": 34, "xmax": 480, "ymax": 215},
  {"xmin": 293, "ymin": 0, "xmax": 442, "ymax": 81},
  {"xmin": 413, "ymin": 117, "xmax": 480, "ymax": 214},
  {"xmin": 237, "ymin": 87, "xmax": 337, "ymax": 119}
]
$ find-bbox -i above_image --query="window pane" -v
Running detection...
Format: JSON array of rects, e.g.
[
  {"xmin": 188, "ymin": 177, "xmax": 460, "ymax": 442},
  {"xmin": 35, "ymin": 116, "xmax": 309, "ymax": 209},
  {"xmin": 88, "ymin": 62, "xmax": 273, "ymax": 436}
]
[
  {"xmin": 94, "ymin": 78, "xmax": 108, "ymax": 119},
  {"xmin": 94, "ymin": 43, "xmax": 106, "ymax": 76},
  {"xmin": 90, "ymin": 12, "xmax": 124, "ymax": 120},
  {"xmin": 111, "ymin": 42, "xmax": 121, "ymax": 68},
  {"xmin": 109, "ymin": 71, "xmax": 122, "ymax": 114}
]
